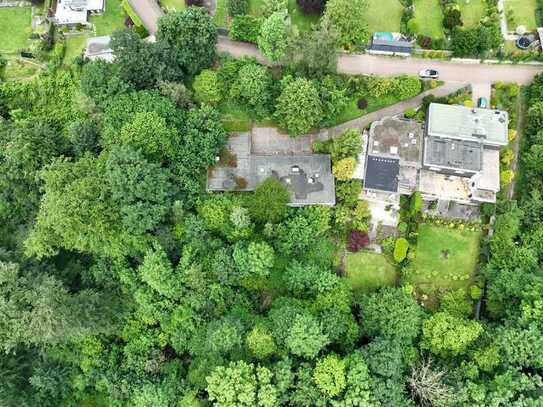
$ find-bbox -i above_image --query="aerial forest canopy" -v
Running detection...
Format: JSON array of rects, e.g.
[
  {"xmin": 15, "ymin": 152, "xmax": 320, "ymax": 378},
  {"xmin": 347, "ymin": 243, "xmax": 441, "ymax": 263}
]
[{"xmin": 0, "ymin": 6, "xmax": 543, "ymax": 407}]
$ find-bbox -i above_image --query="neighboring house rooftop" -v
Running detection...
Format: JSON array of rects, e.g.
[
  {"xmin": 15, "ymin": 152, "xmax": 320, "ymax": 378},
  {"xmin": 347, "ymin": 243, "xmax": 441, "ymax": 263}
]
[
  {"xmin": 423, "ymin": 136, "xmax": 483, "ymax": 173},
  {"xmin": 364, "ymin": 155, "xmax": 400, "ymax": 193},
  {"xmin": 369, "ymin": 32, "xmax": 413, "ymax": 55},
  {"xmin": 427, "ymin": 103, "xmax": 509, "ymax": 146},
  {"xmin": 368, "ymin": 117, "xmax": 422, "ymax": 164},
  {"xmin": 54, "ymin": 0, "xmax": 104, "ymax": 25},
  {"xmin": 85, "ymin": 36, "xmax": 114, "ymax": 61}
]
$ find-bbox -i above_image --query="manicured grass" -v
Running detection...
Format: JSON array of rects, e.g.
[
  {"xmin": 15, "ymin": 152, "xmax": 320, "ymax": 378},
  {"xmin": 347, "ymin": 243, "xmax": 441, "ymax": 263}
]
[
  {"xmin": 330, "ymin": 93, "xmax": 415, "ymax": 127},
  {"xmin": 64, "ymin": 35, "xmax": 88, "ymax": 63},
  {"xmin": 218, "ymin": 100, "xmax": 253, "ymax": 132},
  {"xmin": 504, "ymin": 0, "xmax": 538, "ymax": 30},
  {"xmin": 366, "ymin": 0, "xmax": 403, "ymax": 33},
  {"xmin": 288, "ymin": 0, "xmax": 320, "ymax": 31},
  {"xmin": 90, "ymin": 0, "xmax": 126, "ymax": 36},
  {"xmin": 345, "ymin": 250, "xmax": 398, "ymax": 294},
  {"xmin": 403, "ymin": 224, "xmax": 481, "ymax": 305},
  {"xmin": 0, "ymin": 7, "xmax": 32, "ymax": 52},
  {"xmin": 214, "ymin": 0, "xmax": 229, "ymax": 28},
  {"xmin": 459, "ymin": 0, "xmax": 486, "ymax": 28},
  {"xmin": 160, "ymin": 0, "xmax": 186, "ymax": 12},
  {"xmin": 413, "ymin": 0, "xmax": 444, "ymax": 39}
]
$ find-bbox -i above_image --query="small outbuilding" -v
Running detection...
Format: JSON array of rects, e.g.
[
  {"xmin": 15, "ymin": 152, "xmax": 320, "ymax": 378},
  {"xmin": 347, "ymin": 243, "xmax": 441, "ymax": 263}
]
[{"xmin": 368, "ymin": 32, "xmax": 414, "ymax": 56}]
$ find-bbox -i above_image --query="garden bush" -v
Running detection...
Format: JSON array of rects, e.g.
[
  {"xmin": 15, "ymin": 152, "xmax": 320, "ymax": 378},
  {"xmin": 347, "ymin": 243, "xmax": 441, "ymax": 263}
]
[
  {"xmin": 336, "ymin": 180, "xmax": 362, "ymax": 207},
  {"xmin": 263, "ymin": 0, "xmax": 288, "ymax": 16},
  {"xmin": 357, "ymin": 98, "xmax": 368, "ymax": 109},
  {"xmin": 193, "ymin": 69, "xmax": 221, "ymax": 104},
  {"xmin": 347, "ymin": 230, "xmax": 370, "ymax": 252},
  {"xmin": 332, "ymin": 157, "xmax": 357, "ymax": 180},
  {"xmin": 393, "ymin": 237, "xmax": 409, "ymax": 262},
  {"xmin": 404, "ymin": 108, "xmax": 417, "ymax": 118},
  {"xmin": 443, "ymin": 7, "xmax": 462, "ymax": 30},
  {"xmin": 229, "ymin": 16, "xmax": 263, "ymax": 43},
  {"xmin": 227, "ymin": 0, "xmax": 249, "ymax": 16},
  {"xmin": 297, "ymin": 0, "xmax": 327, "ymax": 14}
]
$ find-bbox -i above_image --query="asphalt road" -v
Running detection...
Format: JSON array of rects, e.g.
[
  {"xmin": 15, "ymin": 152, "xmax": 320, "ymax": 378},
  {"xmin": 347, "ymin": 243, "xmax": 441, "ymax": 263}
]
[{"xmin": 217, "ymin": 37, "xmax": 543, "ymax": 85}]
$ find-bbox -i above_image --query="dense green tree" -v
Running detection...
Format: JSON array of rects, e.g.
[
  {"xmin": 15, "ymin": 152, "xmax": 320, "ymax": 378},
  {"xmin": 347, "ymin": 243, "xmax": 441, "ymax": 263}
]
[
  {"xmin": 422, "ymin": 312, "xmax": 483, "ymax": 357},
  {"xmin": 361, "ymin": 287, "xmax": 424, "ymax": 342},
  {"xmin": 233, "ymin": 241, "xmax": 275, "ymax": 278},
  {"xmin": 323, "ymin": 0, "xmax": 368, "ymax": 49},
  {"xmin": 227, "ymin": 0, "xmax": 248, "ymax": 16},
  {"xmin": 314, "ymin": 355, "xmax": 347, "ymax": 397},
  {"xmin": 274, "ymin": 77, "xmax": 323, "ymax": 136},
  {"xmin": 284, "ymin": 20, "xmax": 338, "ymax": 76},
  {"xmin": 156, "ymin": 8, "xmax": 217, "ymax": 76},
  {"xmin": 285, "ymin": 314, "xmax": 329, "ymax": 358},
  {"xmin": 230, "ymin": 15, "xmax": 263, "ymax": 43},
  {"xmin": 80, "ymin": 59, "xmax": 132, "ymax": 106},
  {"xmin": 193, "ymin": 69, "xmax": 222, "ymax": 104},
  {"xmin": 258, "ymin": 12, "xmax": 290, "ymax": 62},
  {"xmin": 248, "ymin": 177, "xmax": 290, "ymax": 223},
  {"xmin": 230, "ymin": 63, "xmax": 273, "ymax": 118}
]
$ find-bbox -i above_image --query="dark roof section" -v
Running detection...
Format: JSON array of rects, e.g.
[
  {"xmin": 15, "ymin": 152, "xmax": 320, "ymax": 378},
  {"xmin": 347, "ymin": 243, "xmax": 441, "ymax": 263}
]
[
  {"xmin": 424, "ymin": 136, "xmax": 483, "ymax": 173},
  {"xmin": 370, "ymin": 38, "xmax": 414, "ymax": 54},
  {"xmin": 364, "ymin": 155, "xmax": 400, "ymax": 192}
]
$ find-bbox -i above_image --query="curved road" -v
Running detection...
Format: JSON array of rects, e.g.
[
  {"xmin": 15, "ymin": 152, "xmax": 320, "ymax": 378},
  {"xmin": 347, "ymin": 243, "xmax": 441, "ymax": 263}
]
[{"xmin": 217, "ymin": 37, "xmax": 542, "ymax": 85}]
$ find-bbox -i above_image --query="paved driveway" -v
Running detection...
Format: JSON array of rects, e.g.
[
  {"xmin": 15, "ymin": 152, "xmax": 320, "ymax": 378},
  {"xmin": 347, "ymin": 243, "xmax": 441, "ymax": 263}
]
[
  {"xmin": 128, "ymin": 0, "xmax": 164, "ymax": 35},
  {"xmin": 471, "ymin": 83, "xmax": 491, "ymax": 105},
  {"xmin": 217, "ymin": 37, "xmax": 542, "ymax": 85}
]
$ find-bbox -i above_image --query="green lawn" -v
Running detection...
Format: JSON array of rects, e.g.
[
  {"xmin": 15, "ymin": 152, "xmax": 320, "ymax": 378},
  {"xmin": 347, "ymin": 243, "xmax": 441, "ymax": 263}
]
[
  {"xmin": 459, "ymin": 0, "xmax": 486, "ymax": 28},
  {"xmin": 64, "ymin": 35, "xmax": 88, "ymax": 63},
  {"xmin": 90, "ymin": 0, "xmax": 126, "ymax": 36},
  {"xmin": 403, "ymin": 224, "xmax": 481, "ymax": 306},
  {"xmin": 345, "ymin": 250, "xmax": 398, "ymax": 294},
  {"xmin": 160, "ymin": 0, "xmax": 186, "ymax": 12},
  {"xmin": 504, "ymin": 0, "xmax": 538, "ymax": 30},
  {"xmin": 218, "ymin": 100, "xmax": 253, "ymax": 132},
  {"xmin": 366, "ymin": 0, "xmax": 403, "ymax": 33},
  {"xmin": 413, "ymin": 0, "xmax": 444, "ymax": 39},
  {"xmin": 0, "ymin": 7, "xmax": 32, "ymax": 52},
  {"xmin": 214, "ymin": 0, "xmax": 228, "ymax": 28}
]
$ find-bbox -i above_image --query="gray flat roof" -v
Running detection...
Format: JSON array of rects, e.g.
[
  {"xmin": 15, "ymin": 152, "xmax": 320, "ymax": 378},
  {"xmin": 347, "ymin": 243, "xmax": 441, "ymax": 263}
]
[
  {"xmin": 364, "ymin": 155, "xmax": 400, "ymax": 193},
  {"xmin": 207, "ymin": 134, "xmax": 335, "ymax": 205},
  {"xmin": 427, "ymin": 103, "xmax": 508, "ymax": 146},
  {"xmin": 424, "ymin": 136, "xmax": 483, "ymax": 173},
  {"xmin": 253, "ymin": 155, "xmax": 335, "ymax": 206},
  {"xmin": 369, "ymin": 117, "xmax": 423, "ymax": 164}
]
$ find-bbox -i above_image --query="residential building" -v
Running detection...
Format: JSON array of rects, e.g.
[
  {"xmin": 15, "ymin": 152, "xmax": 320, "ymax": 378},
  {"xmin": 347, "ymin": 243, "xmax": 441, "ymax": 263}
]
[
  {"xmin": 53, "ymin": 0, "xmax": 104, "ymax": 26},
  {"xmin": 368, "ymin": 32, "xmax": 414, "ymax": 56},
  {"xmin": 361, "ymin": 103, "xmax": 506, "ymax": 225},
  {"xmin": 207, "ymin": 133, "xmax": 336, "ymax": 206}
]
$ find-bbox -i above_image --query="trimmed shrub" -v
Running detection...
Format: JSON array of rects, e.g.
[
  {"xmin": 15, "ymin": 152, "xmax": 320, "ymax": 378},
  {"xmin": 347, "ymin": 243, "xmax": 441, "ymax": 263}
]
[
  {"xmin": 357, "ymin": 98, "xmax": 368, "ymax": 109},
  {"xmin": 230, "ymin": 15, "xmax": 263, "ymax": 43},
  {"xmin": 263, "ymin": 0, "xmax": 288, "ymax": 16},
  {"xmin": 193, "ymin": 69, "xmax": 221, "ymax": 104},
  {"xmin": 227, "ymin": 0, "xmax": 249, "ymax": 16},
  {"xmin": 404, "ymin": 108, "xmax": 417, "ymax": 118},
  {"xmin": 347, "ymin": 230, "xmax": 370, "ymax": 252},
  {"xmin": 332, "ymin": 157, "xmax": 357, "ymax": 181},
  {"xmin": 393, "ymin": 237, "xmax": 409, "ymax": 262}
]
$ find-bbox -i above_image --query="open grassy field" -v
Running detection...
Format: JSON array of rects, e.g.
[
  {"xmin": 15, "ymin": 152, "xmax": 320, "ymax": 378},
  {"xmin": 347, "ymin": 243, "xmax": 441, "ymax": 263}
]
[
  {"xmin": 413, "ymin": 0, "xmax": 444, "ymax": 38},
  {"xmin": 504, "ymin": 0, "xmax": 538, "ymax": 30},
  {"xmin": 366, "ymin": 0, "xmax": 403, "ymax": 33},
  {"xmin": 90, "ymin": 0, "xmax": 126, "ymax": 36},
  {"xmin": 459, "ymin": 0, "xmax": 486, "ymax": 28},
  {"xmin": 345, "ymin": 250, "xmax": 398, "ymax": 294},
  {"xmin": 403, "ymin": 223, "xmax": 481, "ymax": 306},
  {"xmin": 3, "ymin": 57, "xmax": 39, "ymax": 80},
  {"xmin": 160, "ymin": 0, "xmax": 186, "ymax": 12},
  {"xmin": 0, "ymin": 7, "xmax": 31, "ymax": 52}
]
